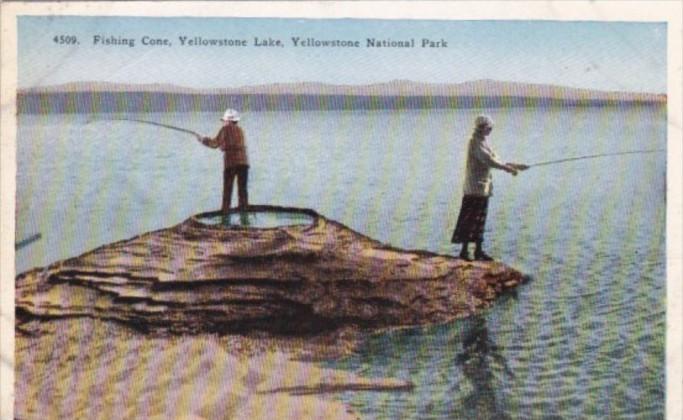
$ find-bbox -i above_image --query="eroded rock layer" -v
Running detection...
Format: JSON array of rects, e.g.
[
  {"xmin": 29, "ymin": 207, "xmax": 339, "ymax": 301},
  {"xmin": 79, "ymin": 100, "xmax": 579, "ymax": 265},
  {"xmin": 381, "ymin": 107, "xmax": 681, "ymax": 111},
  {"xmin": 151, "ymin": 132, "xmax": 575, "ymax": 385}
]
[{"xmin": 16, "ymin": 206, "xmax": 524, "ymax": 334}]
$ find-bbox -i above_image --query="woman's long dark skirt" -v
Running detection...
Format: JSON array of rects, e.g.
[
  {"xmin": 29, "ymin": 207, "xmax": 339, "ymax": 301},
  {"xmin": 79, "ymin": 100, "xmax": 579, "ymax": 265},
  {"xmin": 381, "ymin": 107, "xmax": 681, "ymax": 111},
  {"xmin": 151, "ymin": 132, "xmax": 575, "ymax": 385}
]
[{"xmin": 451, "ymin": 195, "xmax": 490, "ymax": 244}]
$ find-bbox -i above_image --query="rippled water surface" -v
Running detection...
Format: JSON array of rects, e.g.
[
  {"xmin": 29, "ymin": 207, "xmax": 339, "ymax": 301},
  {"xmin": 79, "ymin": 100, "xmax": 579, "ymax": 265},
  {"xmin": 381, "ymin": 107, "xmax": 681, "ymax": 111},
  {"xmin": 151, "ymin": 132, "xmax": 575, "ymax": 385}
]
[{"xmin": 16, "ymin": 107, "xmax": 666, "ymax": 418}]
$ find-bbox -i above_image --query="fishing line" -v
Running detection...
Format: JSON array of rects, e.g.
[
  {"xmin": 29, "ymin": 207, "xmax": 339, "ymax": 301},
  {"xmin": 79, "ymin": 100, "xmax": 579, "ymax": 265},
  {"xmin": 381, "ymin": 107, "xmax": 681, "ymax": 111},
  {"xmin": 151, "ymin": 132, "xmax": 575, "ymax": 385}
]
[{"xmin": 529, "ymin": 149, "xmax": 665, "ymax": 168}]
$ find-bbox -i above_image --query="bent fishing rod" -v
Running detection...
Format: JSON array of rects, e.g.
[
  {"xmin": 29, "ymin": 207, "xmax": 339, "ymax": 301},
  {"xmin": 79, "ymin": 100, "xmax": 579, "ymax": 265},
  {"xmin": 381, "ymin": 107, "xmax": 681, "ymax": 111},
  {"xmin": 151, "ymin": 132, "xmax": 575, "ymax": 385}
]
[{"xmin": 88, "ymin": 116, "xmax": 203, "ymax": 138}]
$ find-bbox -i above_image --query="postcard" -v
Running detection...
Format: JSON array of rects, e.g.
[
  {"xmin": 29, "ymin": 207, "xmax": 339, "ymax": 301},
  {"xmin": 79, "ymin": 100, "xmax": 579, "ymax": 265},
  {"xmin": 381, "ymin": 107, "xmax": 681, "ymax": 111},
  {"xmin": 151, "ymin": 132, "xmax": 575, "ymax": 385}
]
[{"xmin": 1, "ymin": 2, "xmax": 681, "ymax": 419}]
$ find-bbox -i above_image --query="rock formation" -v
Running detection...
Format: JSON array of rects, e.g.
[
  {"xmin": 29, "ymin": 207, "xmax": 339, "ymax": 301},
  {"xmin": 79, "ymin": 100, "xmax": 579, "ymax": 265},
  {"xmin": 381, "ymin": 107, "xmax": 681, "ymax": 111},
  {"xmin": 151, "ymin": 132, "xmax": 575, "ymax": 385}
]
[{"xmin": 16, "ymin": 206, "xmax": 524, "ymax": 334}]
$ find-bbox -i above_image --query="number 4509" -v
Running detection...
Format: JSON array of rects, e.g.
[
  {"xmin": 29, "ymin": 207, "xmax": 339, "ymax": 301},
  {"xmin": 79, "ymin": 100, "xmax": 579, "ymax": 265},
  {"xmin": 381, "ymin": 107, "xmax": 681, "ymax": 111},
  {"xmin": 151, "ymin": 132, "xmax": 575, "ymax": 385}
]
[{"xmin": 53, "ymin": 35, "xmax": 78, "ymax": 45}]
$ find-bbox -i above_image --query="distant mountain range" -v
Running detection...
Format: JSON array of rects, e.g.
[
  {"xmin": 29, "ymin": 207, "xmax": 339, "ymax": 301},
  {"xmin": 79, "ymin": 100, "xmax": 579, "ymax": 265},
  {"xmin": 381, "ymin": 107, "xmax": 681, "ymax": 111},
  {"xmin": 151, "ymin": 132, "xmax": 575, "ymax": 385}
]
[{"xmin": 17, "ymin": 80, "xmax": 666, "ymax": 114}]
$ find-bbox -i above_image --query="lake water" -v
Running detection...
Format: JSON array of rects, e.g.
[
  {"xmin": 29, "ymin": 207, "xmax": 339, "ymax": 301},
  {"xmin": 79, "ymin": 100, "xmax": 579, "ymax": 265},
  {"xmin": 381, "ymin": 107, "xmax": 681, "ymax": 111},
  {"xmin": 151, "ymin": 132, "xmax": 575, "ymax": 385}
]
[
  {"xmin": 196, "ymin": 210, "xmax": 317, "ymax": 228},
  {"xmin": 16, "ymin": 106, "xmax": 666, "ymax": 418}
]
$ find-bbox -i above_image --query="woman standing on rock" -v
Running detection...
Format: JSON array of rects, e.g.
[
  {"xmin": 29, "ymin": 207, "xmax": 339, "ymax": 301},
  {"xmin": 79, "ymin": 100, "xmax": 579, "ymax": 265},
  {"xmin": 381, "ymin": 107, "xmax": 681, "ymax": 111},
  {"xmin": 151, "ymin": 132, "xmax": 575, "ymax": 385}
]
[{"xmin": 452, "ymin": 115, "xmax": 528, "ymax": 261}]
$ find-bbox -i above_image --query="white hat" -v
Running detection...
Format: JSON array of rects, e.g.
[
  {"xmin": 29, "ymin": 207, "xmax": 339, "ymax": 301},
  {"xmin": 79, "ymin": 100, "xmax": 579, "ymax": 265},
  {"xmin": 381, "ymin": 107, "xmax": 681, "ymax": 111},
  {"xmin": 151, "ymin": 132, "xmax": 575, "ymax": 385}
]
[
  {"xmin": 221, "ymin": 109, "xmax": 241, "ymax": 122},
  {"xmin": 475, "ymin": 115, "xmax": 493, "ymax": 128}
]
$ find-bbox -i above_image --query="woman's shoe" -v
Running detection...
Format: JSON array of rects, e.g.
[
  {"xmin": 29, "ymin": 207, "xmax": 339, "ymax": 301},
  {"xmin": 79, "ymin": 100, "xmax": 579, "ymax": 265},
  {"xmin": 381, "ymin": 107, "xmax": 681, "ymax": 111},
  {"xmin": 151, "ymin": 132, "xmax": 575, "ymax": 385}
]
[
  {"xmin": 474, "ymin": 251, "xmax": 494, "ymax": 261},
  {"xmin": 459, "ymin": 251, "xmax": 473, "ymax": 261}
]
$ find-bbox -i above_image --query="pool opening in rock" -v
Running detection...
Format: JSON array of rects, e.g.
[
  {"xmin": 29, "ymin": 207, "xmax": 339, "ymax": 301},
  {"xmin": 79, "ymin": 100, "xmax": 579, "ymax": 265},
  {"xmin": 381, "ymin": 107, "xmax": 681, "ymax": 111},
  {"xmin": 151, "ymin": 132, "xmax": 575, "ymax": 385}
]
[{"xmin": 194, "ymin": 208, "xmax": 317, "ymax": 229}]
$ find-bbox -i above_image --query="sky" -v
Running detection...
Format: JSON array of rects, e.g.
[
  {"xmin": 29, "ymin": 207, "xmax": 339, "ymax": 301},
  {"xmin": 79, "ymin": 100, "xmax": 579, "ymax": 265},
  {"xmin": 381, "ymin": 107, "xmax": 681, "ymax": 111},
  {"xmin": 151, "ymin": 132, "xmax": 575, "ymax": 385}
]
[{"xmin": 18, "ymin": 16, "xmax": 667, "ymax": 93}]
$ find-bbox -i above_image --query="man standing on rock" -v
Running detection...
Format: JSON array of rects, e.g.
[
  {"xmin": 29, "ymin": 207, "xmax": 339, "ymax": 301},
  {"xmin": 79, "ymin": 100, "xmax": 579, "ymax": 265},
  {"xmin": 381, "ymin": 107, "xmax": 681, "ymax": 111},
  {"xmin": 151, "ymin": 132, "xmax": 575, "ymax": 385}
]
[
  {"xmin": 197, "ymin": 109, "xmax": 249, "ymax": 213},
  {"xmin": 452, "ymin": 115, "xmax": 528, "ymax": 261}
]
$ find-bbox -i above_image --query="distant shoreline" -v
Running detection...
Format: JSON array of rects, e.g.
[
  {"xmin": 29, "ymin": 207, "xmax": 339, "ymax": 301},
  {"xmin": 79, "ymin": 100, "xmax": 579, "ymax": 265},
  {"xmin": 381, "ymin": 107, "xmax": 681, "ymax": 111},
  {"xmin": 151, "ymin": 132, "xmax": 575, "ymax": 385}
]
[
  {"xmin": 17, "ymin": 79, "xmax": 665, "ymax": 114},
  {"xmin": 17, "ymin": 92, "xmax": 665, "ymax": 114}
]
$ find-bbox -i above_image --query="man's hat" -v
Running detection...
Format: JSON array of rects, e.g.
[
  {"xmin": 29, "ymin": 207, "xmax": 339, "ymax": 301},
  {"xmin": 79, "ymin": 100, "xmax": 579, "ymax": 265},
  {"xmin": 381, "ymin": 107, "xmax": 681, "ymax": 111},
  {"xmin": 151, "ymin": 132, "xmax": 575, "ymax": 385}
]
[{"xmin": 221, "ymin": 109, "xmax": 241, "ymax": 122}]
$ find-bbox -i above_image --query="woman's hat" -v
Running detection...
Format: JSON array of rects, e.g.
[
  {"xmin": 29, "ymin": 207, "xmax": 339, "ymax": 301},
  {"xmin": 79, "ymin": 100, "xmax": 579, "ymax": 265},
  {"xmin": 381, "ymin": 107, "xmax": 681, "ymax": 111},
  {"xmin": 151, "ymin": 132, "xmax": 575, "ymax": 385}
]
[{"xmin": 475, "ymin": 115, "xmax": 493, "ymax": 128}]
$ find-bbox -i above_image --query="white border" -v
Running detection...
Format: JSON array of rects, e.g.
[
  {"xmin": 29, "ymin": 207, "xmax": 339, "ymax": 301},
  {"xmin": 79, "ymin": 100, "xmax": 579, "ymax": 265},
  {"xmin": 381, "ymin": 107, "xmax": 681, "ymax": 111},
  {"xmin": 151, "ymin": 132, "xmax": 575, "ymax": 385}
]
[
  {"xmin": 0, "ymin": 1, "xmax": 679, "ymax": 21},
  {"xmin": 1, "ymin": 2, "xmax": 681, "ymax": 419}
]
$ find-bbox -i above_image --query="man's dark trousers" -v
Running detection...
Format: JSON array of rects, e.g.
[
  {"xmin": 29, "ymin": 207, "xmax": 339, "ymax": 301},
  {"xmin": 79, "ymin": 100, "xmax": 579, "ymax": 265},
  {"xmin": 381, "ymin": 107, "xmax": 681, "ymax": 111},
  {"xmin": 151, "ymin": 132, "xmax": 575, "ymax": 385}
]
[{"xmin": 222, "ymin": 165, "xmax": 249, "ymax": 212}]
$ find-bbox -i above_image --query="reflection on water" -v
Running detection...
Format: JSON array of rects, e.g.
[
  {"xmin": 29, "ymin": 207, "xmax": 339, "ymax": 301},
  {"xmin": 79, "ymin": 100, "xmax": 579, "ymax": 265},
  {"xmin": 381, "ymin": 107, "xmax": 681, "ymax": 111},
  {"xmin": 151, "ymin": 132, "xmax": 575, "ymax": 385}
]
[
  {"xmin": 196, "ymin": 211, "xmax": 316, "ymax": 228},
  {"xmin": 328, "ymin": 311, "xmax": 519, "ymax": 419},
  {"xmin": 454, "ymin": 315, "xmax": 513, "ymax": 420},
  {"xmin": 220, "ymin": 211, "xmax": 252, "ymax": 227}
]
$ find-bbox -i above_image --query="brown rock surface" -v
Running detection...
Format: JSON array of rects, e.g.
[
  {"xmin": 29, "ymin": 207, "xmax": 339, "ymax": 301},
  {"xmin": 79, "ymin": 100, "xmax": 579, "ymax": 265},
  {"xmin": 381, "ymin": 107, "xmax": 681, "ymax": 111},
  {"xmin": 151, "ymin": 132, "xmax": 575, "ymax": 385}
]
[
  {"xmin": 16, "ymin": 206, "xmax": 524, "ymax": 334},
  {"xmin": 15, "ymin": 318, "xmax": 405, "ymax": 420}
]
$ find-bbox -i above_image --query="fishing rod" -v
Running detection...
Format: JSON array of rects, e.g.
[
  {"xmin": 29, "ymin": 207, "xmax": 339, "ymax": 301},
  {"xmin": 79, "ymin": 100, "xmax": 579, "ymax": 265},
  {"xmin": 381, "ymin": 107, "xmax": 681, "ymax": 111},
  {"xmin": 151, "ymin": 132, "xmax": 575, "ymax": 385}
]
[
  {"xmin": 529, "ymin": 149, "xmax": 665, "ymax": 168},
  {"xmin": 88, "ymin": 117, "xmax": 203, "ymax": 138},
  {"xmin": 90, "ymin": 118, "xmax": 665, "ymax": 167}
]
